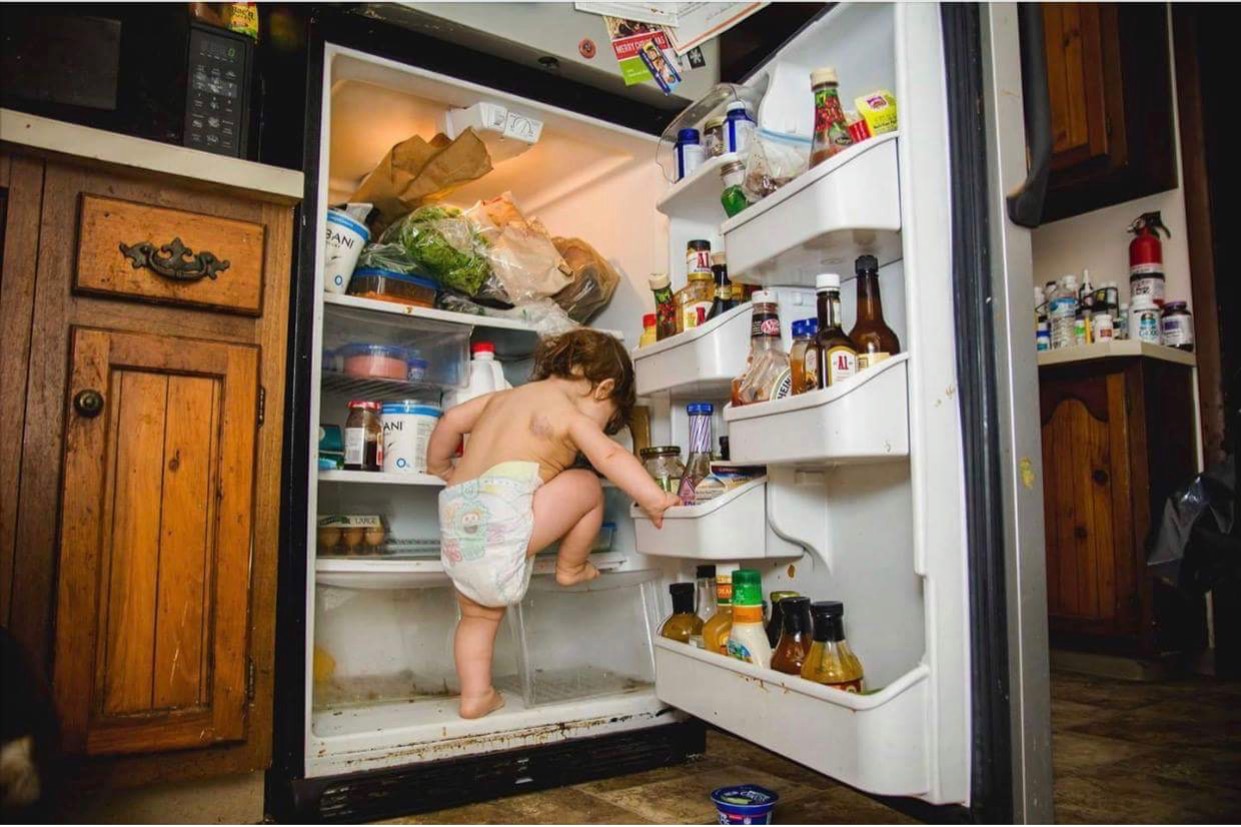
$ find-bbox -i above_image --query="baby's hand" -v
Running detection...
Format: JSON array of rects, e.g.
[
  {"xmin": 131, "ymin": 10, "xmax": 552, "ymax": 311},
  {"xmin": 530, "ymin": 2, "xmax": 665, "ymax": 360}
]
[{"xmin": 640, "ymin": 491, "xmax": 682, "ymax": 528}]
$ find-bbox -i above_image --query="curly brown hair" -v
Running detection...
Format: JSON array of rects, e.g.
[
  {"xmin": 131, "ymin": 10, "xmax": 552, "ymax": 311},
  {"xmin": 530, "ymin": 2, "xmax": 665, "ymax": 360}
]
[{"xmin": 531, "ymin": 329, "xmax": 635, "ymax": 435}]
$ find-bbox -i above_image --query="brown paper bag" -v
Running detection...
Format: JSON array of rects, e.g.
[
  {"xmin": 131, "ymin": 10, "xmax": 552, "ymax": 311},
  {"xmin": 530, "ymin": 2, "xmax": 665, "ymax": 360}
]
[{"xmin": 351, "ymin": 129, "xmax": 493, "ymax": 233}]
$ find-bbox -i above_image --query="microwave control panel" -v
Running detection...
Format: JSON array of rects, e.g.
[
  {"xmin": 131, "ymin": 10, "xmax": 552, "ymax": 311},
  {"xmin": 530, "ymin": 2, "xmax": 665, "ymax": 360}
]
[{"xmin": 184, "ymin": 24, "xmax": 251, "ymax": 158}]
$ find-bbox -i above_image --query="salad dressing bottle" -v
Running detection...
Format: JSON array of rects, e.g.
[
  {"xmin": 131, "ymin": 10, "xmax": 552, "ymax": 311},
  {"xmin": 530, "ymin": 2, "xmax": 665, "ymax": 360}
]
[
  {"xmin": 725, "ymin": 569, "xmax": 772, "ymax": 669},
  {"xmin": 659, "ymin": 583, "xmax": 703, "ymax": 643},
  {"xmin": 771, "ymin": 596, "xmax": 813, "ymax": 675},
  {"xmin": 801, "ymin": 601, "xmax": 864, "ymax": 691},
  {"xmin": 701, "ymin": 570, "xmax": 735, "ymax": 655}
]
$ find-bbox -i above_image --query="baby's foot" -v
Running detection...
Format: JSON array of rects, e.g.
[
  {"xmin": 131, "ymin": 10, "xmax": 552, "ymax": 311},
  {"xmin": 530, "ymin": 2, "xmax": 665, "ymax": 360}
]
[
  {"xmin": 555, "ymin": 560, "xmax": 600, "ymax": 587},
  {"xmin": 459, "ymin": 688, "xmax": 505, "ymax": 719}
]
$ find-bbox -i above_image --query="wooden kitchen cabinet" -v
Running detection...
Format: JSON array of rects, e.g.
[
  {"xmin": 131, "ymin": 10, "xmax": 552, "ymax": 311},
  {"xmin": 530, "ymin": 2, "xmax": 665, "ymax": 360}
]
[
  {"xmin": 1039, "ymin": 3, "xmax": 1178, "ymax": 222},
  {"xmin": 1040, "ymin": 354, "xmax": 1199, "ymax": 656},
  {"xmin": 0, "ymin": 141, "xmax": 297, "ymax": 786}
]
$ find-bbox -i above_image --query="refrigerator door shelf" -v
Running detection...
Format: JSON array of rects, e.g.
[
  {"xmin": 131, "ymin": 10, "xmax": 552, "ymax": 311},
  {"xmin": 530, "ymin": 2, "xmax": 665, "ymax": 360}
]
[
  {"xmin": 654, "ymin": 638, "xmax": 931, "ymax": 798},
  {"xmin": 632, "ymin": 303, "xmax": 752, "ymax": 398},
  {"xmin": 724, "ymin": 353, "xmax": 910, "ymax": 466},
  {"xmin": 630, "ymin": 478, "xmax": 801, "ymax": 559},
  {"xmin": 656, "ymin": 151, "xmax": 741, "ymax": 225},
  {"xmin": 723, "ymin": 133, "xmax": 902, "ymax": 285},
  {"xmin": 315, "ymin": 551, "xmax": 634, "ymax": 590}
]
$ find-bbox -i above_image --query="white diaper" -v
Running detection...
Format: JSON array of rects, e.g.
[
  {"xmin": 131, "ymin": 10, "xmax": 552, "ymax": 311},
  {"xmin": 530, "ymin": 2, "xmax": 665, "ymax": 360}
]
[{"xmin": 438, "ymin": 461, "xmax": 543, "ymax": 607}]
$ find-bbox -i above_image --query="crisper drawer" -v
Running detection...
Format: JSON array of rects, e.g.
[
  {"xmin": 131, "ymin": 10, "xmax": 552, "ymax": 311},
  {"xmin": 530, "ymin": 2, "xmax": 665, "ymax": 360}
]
[
  {"xmin": 76, "ymin": 194, "xmax": 266, "ymax": 315},
  {"xmin": 654, "ymin": 639, "xmax": 931, "ymax": 797},
  {"xmin": 632, "ymin": 304, "xmax": 752, "ymax": 398},
  {"xmin": 630, "ymin": 478, "xmax": 801, "ymax": 560}
]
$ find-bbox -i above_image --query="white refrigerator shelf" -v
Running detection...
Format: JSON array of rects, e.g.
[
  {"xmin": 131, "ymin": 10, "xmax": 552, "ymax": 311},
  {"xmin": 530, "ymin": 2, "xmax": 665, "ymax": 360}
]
[
  {"xmin": 632, "ymin": 303, "xmax": 752, "ymax": 399},
  {"xmin": 723, "ymin": 132, "xmax": 902, "ymax": 285},
  {"xmin": 314, "ymin": 551, "xmax": 633, "ymax": 589},
  {"xmin": 654, "ymin": 638, "xmax": 931, "ymax": 797},
  {"xmin": 724, "ymin": 353, "xmax": 910, "ymax": 466},
  {"xmin": 318, "ymin": 469, "xmax": 445, "ymax": 486},
  {"xmin": 656, "ymin": 151, "xmax": 741, "ymax": 223},
  {"xmin": 630, "ymin": 477, "xmax": 801, "ymax": 560}
]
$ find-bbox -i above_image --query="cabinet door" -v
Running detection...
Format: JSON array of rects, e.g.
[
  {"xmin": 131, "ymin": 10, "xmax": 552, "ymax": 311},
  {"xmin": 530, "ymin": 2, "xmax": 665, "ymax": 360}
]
[
  {"xmin": 53, "ymin": 327, "xmax": 259, "ymax": 755},
  {"xmin": 1039, "ymin": 371, "xmax": 1138, "ymax": 637},
  {"xmin": 1042, "ymin": 3, "xmax": 1116, "ymax": 171}
]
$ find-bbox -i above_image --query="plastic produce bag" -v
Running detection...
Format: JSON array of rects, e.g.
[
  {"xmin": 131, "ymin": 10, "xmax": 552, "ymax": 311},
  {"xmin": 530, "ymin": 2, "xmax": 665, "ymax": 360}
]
[
  {"xmin": 551, "ymin": 237, "xmax": 621, "ymax": 323},
  {"xmin": 743, "ymin": 128, "xmax": 811, "ymax": 202},
  {"xmin": 376, "ymin": 205, "xmax": 494, "ymax": 298},
  {"xmin": 466, "ymin": 193, "xmax": 572, "ymax": 303},
  {"xmin": 1148, "ymin": 455, "xmax": 1237, "ymax": 593}
]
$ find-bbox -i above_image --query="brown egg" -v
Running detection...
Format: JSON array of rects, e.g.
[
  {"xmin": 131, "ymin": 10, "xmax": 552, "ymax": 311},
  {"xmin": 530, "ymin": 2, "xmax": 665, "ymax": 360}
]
[
  {"xmin": 341, "ymin": 527, "xmax": 365, "ymax": 549},
  {"xmin": 364, "ymin": 527, "xmax": 386, "ymax": 548},
  {"xmin": 317, "ymin": 525, "xmax": 341, "ymax": 551}
]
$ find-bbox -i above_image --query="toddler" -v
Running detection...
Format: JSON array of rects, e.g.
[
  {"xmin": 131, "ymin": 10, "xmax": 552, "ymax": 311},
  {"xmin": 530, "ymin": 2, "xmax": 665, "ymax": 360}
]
[{"xmin": 426, "ymin": 329, "xmax": 681, "ymax": 718}]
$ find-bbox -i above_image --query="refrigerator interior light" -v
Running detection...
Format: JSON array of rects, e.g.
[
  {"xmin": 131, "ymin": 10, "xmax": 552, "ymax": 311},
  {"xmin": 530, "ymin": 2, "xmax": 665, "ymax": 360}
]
[{"xmin": 442, "ymin": 101, "xmax": 543, "ymax": 164}]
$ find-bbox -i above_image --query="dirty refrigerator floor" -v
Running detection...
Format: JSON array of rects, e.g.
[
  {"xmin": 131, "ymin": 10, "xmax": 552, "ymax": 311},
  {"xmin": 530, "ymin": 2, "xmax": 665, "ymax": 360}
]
[{"xmin": 380, "ymin": 671, "xmax": 1240, "ymax": 824}]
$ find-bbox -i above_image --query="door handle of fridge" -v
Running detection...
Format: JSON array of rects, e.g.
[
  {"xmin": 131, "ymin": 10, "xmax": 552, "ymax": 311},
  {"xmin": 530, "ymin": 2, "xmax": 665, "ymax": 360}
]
[{"xmin": 1006, "ymin": 2, "xmax": 1052, "ymax": 229}]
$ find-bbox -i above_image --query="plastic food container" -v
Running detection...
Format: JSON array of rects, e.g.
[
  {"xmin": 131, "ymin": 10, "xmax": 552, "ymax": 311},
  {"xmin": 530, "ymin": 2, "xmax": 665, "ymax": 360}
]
[
  {"xmin": 710, "ymin": 785, "xmax": 779, "ymax": 825},
  {"xmin": 381, "ymin": 402, "xmax": 442, "ymax": 473},
  {"xmin": 341, "ymin": 344, "xmax": 410, "ymax": 380},
  {"xmin": 324, "ymin": 209, "xmax": 370, "ymax": 294},
  {"xmin": 347, "ymin": 267, "xmax": 438, "ymax": 308},
  {"xmin": 407, "ymin": 357, "xmax": 429, "ymax": 383}
]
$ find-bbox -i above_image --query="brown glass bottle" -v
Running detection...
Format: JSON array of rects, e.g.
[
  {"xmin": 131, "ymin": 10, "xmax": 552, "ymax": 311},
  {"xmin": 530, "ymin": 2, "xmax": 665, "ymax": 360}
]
[
  {"xmin": 814, "ymin": 273, "xmax": 858, "ymax": 387},
  {"xmin": 771, "ymin": 596, "xmax": 813, "ymax": 675},
  {"xmin": 848, "ymin": 255, "xmax": 901, "ymax": 370}
]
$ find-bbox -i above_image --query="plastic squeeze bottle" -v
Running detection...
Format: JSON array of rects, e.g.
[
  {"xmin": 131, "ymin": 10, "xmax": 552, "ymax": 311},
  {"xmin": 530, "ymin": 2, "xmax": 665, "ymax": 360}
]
[
  {"xmin": 725, "ymin": 569, "xmax": 772, "ymax": 669},
  {"xmin": 659, "ymin": 583, "xmax": 704, "ymax": 643},
  {"xmin": 701, "ymin": 569, "xmax": 735, "ymax": 655}
]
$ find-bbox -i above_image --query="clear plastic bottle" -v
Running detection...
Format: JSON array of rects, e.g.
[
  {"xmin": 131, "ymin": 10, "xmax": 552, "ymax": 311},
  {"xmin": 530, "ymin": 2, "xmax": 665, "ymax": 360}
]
[
  {"xmin": 788, "ymin": 319, "xmax": 820, "ymax": 395},
  {"xmin": 1048, "ymin": 275, "xmax": 1078, "ymax": 349},
  {"xmin": 801, "ymin": 601, "xmax": 864, "ymax": 692},
  {"xmin": 695, "ymin": 564, "xmax": 717, "ymax": 623},
  {"xmin": 702, "ymin": 570, "xmax": 735, "ymax": 655},
  {"xmin": 676, "ymin": 403, "xmax": 714, "ymax": 504},
  {"xmin": 735, "ymin": 291, "xmax": 791, "ymax": 405}
]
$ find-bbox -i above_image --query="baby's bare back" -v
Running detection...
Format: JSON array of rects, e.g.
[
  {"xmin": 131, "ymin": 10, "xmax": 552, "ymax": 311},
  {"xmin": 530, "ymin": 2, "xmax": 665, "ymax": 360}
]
[{"xmin": 450, "ymin": 381, "xmax": 579, "ymax": 485}]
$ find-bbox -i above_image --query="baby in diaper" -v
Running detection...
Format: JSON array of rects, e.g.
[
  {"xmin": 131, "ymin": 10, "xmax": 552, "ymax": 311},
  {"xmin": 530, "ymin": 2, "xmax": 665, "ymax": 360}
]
[{"xmin": 426, "ymin": 329, "xmax": 681, "ymax": 719}]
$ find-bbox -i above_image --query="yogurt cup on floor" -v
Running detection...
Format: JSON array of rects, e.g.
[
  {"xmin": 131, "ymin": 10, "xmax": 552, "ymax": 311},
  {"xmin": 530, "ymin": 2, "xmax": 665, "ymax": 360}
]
[{"xmin": 711, "ymin": 785, "xmax": 779, "ymax": 825}]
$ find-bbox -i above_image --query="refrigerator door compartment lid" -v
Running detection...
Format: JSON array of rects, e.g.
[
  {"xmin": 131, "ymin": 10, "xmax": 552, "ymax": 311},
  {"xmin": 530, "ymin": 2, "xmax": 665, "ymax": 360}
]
[
  {"xmin": 722, "ymin": 133, "xmax": 902, "ymax": 285},
  {"xmin": 724, "ymin": 353, "xmax": 910, "ymax": 466},
  {"xmin": 630, "ymin": 478, "xmax": 800, "ymax": 559},
  {"xmin": 654, "ymin": 638, "xmax": 931, "ymax": 798},
  {"xmin": 632, "ymin": 303, "xmax": 752, "ymax": 398}
]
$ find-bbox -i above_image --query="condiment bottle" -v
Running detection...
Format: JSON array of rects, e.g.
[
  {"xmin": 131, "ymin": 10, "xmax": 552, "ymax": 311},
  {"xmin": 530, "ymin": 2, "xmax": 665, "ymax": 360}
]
[
  {"xmin": 735, "ymin": 291, "xmax": 791, "ymax": 404},
  {"xmin": 702, "ymin": 571, "xmax": 735, "ymax": 655},
  {"xmin": 648, "ymin": 273, "xmax": 677, "ymax": 340},
  {"xmin": 707, "ymin": 254, "xmax": 734, "ymax": 320},
  {"xmin": 809, "ymin": 67, "xmax": 852, "ymax": 167},
  {"xmin": 801, "ymin": 601, "xmax": 865, "ymax": 692},
  {"xmin": 788, "ymin": 318, "xmax": 820, "ymax": 395},
  {"xmin": 725, "ymin": 569, "xmax": 772, "ymax": 669},
  {"xmin": 677, "ymin": 271, "xmax": 715, "ymax": 332},
  {"xmin": 674, "ymin": 128, "xmax": 704, "ymax": 181},
  {"xmin": 344, "ymin": 400, "xmax": 382, "ymax": 471},
  {"xmin": 765, "ymin": 591, "xmax": 801, "ymax": 647},
  {"xmin": 814, "ymin": 274, "xmax": 858, "ymax": 387},
  {"xmin": 720, "ymin": 160, "xmax": 748, "ymax": 218},
  {"xmin": 676, "ymin": 403, "xmax": 714, "ymax": 504},
  {"xmin": 848, "ymin": 255, "xmax": 901, "ymax": 370},
  {"xmin": 659, "ymin": 583, "xmax": 703, "ymax": 643},
  {"xmin": 639, "ymin": 313, "xmax": 658, "ymax": 348},
  {"xmin": 723, "ymin": 100, "xmax": 756, "ymax": 155},
  {"xmin": 771, "ymin": 596, "xmax": 813, "ymax": 675},
  {"xmin": 695, "ymin": 564, "xmax": 718, "ymax": 623}
]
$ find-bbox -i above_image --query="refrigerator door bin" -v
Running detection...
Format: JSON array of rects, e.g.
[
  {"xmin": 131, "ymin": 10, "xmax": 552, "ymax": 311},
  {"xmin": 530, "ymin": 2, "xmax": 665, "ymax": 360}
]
[
  {"xmin": 632, "ymin": 303, "xmax": 752, "ymax": 398},
  {"xmin": 630, "ymin": 478, "xmax": 801, "ymax": 559},
  {"xmin": 511, "ymin": 570, "xmax": 662, "ymax": 708},
  {"xmin": 315, "ymin": 552, "xmax": 633, "ymax": 591},
  {"xmin": 656, "ymin": 151, "xmax": 741, "ymax": 224},
  {"xmin": 722, "ymin": 133, "xmax": 902, "ymax": 285},
  {"xmin": 724, "ymin": 353, "xmax": 910, "ymax": 466},
  {"xmin": 654, "ymin": 638, "xmax": 930, "ymax": 797}
]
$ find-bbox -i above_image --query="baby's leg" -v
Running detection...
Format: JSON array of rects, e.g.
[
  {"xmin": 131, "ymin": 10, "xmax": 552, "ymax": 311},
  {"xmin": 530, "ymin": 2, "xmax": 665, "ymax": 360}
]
[
  {"xmin": 528, "ymin": 469, "xmax": 604, "ymax": 587},
  {"xmin": 453, "ymin": 591, "xmax": 506, "ymax": 719}
]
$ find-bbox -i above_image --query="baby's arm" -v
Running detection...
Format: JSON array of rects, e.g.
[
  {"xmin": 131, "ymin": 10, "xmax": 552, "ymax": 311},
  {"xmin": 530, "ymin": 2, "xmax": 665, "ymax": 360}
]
[
  {"xmin": 568, "ymin": 415, "xmax": 681, "ymax": 527},
  {"xmin": 426, "ymin": 393, "xmax": 492, "ymax": 481}
]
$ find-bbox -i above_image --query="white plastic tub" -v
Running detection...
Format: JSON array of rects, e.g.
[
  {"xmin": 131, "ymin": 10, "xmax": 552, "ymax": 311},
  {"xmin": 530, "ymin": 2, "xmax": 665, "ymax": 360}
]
[
  {"xmin": 630, "ymin": 477, "xmax": 800, "ymax": 559},
  {"xmin": 723, "ymin": 133, "xmax": 902, "ymax": 285},
  {"xmin": 724, "ymin": 353, "xmax": 910, "ymax": 466},
  {"xmin": 632, "ymin": 303, "xmax": 752, "ymax": 398},
  {"xmin": 654, "ymin": 638, "xmax": 931, "ymax": 797}
]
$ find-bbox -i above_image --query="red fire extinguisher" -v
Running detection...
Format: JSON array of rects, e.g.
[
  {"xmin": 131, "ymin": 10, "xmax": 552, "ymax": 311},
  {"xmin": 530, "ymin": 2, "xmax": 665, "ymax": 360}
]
[{"xmin": 1128, "ymin": 211, "xmax": 1170, "ymax": 277}]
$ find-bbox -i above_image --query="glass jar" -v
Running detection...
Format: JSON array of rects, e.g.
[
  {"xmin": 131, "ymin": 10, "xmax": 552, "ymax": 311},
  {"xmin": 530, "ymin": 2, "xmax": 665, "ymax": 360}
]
[
  {"xmin": 703, "ymin": 116, "xmax": 726, "ymax": 157},
  {"xmin": 720, "ymin": 160, "xmax": 747, "ymax": 218},
  {"xmin": 676, "ymin": 271, "xmax": 715, "ymax": 333},
  {"xmin": 1160, "ymin": 301, "xmax": 1194, "ymax": 351},
  {"xmin": 344, "ymin": 400, "xmax": 383, "ymax": 471},
  {"xmin": 640, "ymin": 446, "xmax": 685, "ymax": 493}
]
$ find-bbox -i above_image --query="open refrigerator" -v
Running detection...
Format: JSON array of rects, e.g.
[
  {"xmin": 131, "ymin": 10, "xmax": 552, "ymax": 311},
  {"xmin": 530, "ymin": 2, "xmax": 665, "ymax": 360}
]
[{"xmin": 270, "ymin": 3, "xmax": 1054, "ymax": 823}]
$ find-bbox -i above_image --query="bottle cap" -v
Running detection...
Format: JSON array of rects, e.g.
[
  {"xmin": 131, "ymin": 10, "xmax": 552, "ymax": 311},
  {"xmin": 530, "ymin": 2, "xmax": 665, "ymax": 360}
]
[
  {"xmin": 704, "ymin": 116, "xmax": 725, "ymax": 130},
  {"xmin": 815, "ymin": 273, "xmax": 841, "ymax": 290},
  {"xmin": 643, "ymin": 313, "xmax": 656, "ymax": 327},
  {"xmin": 649, "ymin": 272, "xmax": 670, "ymax": 290},
  {"xmin": 791, "ymin": 320, "xmax": 806, "ymax": 338},
  {"xmin": 752, "ymin": 289, "xmax": 776, "ymax": 304},
  {"xmin": 781, "ymin": 596, "xmax": 811, "ymax": 632},
  {"xmin": 731, "ymin": 569, "xmax": 762, "ymax": 607},
  {"xmin": 677, "ymin": 127, "xmax": 701, "ymax": 143},
  {"xmin": 670, "ymin": 582, "xmax": 696, "ymax": 613},
  {"xmin": 855, "ymin": 254, "xmax": 879, "ymax": 274},
  {"xmin": 347, "ymin": 400, "xmax": 382, "ymax": 411},
  {"xmin": 725, "ymin": 100, "xmax": 749, "ymax": 114},
  {"xmin": 686, "ymin": 402, "xmax": 714, "ymax": 415},
  {"xmin": 471, "ymin": 341, "xmax": 495, "ymax": 355},
  {"xmin": 810, "ymin": 66, "xmax": 839, "ymax": 86},
  {"xmin": 696, "ymin": 564, "xmax": 717, "ymax": 579},
  {"xmin": 811, "ymin": 600, "xmax": 844, "ymax": 618},
  {"xmin": 687, "ymin": 239, "xmax": 712, "ymax": 251}
]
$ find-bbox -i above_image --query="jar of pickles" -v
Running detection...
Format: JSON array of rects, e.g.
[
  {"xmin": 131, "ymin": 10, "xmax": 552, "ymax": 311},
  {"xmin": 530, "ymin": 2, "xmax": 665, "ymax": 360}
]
[{"xmin": 640, "ymin": 446, "xmax": 685, "ymax": 493}]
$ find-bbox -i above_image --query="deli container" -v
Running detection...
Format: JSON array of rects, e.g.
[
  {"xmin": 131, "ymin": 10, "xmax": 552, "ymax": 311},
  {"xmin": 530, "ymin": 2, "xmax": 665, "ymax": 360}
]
[
  {"xmin": 340, "ymin": 343, "xmax": 411, "ymax": 380},
  {"xmin": 347, "ymin": 267, "xmax": 438, "ymax": 308}
]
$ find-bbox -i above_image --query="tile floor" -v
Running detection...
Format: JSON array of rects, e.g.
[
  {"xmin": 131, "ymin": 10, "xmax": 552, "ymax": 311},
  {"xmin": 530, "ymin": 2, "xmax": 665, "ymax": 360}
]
[{"xmin": 383, "ymin": 671, "xmax": 1241, "ymax": 824}]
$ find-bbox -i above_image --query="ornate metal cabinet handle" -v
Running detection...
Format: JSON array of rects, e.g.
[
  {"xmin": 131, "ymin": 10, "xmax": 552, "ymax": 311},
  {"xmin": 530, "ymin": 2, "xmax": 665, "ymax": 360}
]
[{"xmin": 118, "ymin": 237, "xmax": 230, "ymax": 283}]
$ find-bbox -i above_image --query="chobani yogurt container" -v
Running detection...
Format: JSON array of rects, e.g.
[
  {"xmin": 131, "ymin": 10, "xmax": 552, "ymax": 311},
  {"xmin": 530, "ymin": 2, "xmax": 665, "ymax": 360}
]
[
  {"xmin": 381, "ymin": 402, "xmax": 441, "ymax": 474},
  {"xmin": 711, "ymin": 785, "xmax": 779, "ymax": 825},
  {"xmin": 324, "ymin": 207, "xmax": 370, "ymax": 294}
]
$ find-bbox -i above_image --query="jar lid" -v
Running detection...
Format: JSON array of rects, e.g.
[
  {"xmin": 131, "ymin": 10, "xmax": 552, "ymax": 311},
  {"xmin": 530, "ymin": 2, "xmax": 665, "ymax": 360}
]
[
  {"xmin": 640, "ymin": 445, "xmax": 681, "ymax": 457},
  {"xmin": 347, "ymin": 400, "xmax": 382, "ymax": 411},
  {"xmin": 686, "ymin": 402, "xmax": 714, "ymax": 415},
  {"xmin": 351, "ymin": 268, "xmax": 438, "ymax": 291},
  {"xmin": 704, "ymin": 116, "xmax": 725, "ymax": 129},
  {"xmin": 720, "ymin": 160, "xmax": 745, "ymax": 175},
  {"xmin": 810, "ymin": 66, "xmax": 839, "ymax": 86},
  {"xmin": 687, "ymin": 239, "xmax": 712, "ymax": 250},
  {"xmin": 381, "ymin": 402, "xmax": 441, "ymax": 416}
]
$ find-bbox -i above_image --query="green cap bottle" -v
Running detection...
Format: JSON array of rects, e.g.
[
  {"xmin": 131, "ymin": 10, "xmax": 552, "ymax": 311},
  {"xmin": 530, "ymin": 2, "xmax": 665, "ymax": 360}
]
[{"xmin": 732, "ymin": 568, "xmax": 763, "ymax": 608}]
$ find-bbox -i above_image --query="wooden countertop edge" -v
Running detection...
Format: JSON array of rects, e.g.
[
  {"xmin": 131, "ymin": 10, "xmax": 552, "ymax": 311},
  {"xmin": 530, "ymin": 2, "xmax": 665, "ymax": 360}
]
[
  {"xmin": 1, "ymin": 109, "xmax": 304, "ymax": 204},
  {"xmin": 1037, "ymin": 340, "xmax": 1196, "ymax": 368}
]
